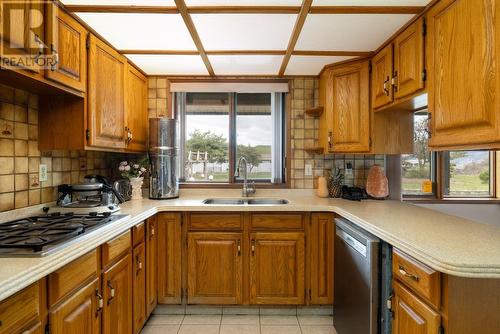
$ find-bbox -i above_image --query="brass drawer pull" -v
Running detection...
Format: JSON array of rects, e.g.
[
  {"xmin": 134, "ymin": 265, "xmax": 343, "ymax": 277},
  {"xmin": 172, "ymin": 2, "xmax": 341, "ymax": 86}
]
[
  {"xmin": 251, "ymin": 239, "xmax": 256, "ymax": 255},
  {"xmin": 107, "ymin": 280, "xmax": 115, "ymax": 305},
  {"xmin": 95, "ymin": 289, "xmax": 103, "ymax": 317},
  {"xmin": 398, "ymin": 265, "xmax": 420, "ymax": 282},
  {"xmin": 237, "ymin": 239, "xmax": 241, "ymax": 256}
]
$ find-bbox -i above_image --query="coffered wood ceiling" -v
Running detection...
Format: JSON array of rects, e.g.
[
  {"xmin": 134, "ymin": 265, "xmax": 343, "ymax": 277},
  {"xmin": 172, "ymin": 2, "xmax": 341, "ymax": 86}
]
[{"xmin": 62, "ymin": 0, "xmax": 432, "ymax": 76}]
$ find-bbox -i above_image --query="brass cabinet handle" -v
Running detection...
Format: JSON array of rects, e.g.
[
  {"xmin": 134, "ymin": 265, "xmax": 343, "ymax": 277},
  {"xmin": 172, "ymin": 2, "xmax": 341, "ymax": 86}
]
[
  {"xmin": 237, "ymin": 239, "xmax": 241, "ymax": 256},
  {"xmin": 95, "ymin": 289, "xmax": 103, "ymax": 317},
  {"xmin": 328, "ymin": 131, "xmax": 333, "ymax": 150},
  {"xmin": 251, "ymin": 239, "xmax": 256, "ymax": 256},
  {"xmin": 383, "ymin": 76, "xmax": 390, "ymax": 96},
  {"xmin": 124, "ymin": 127, "xmax": 133, "ymax": 144},
  {"xmin": 136, "ymin": 254, "xmax": 143, "ymax": 275},
  {"xmin": 150, "ymin": 227, "xmax": 155, "ymax": 237},
  {"xmin": 107, "ymin": 280, "xmax": 115, "ymax": 305},
  {"xmin": 398, "ymin": 265, "xmax": 420, "ymax": 282},
  {"xmin": 391, "ymin": 71, "xmax": 398, "ymax": 92}
]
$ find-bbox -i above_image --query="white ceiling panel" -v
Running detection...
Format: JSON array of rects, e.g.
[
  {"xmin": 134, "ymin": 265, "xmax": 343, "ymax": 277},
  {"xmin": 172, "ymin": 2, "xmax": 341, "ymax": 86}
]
[
  {"xmin": 76, "ymin": 13, "xmax": 196, "ymax": 50},
  {"xmin": 285, "ymin": 55, "xmax": 355, "ymax": 75},
  {"xmin": 126, "ymin": 55, "xmax": 209, "ymax": 75},
  {"xmin": 192, "ymin": 14, "xmax": 297, "ymax": 50},
  {"xmin": 296, "ymin": 14, "xmax": 414, "ymax": 51},
  {"xmin": 186, "ymin": 0, "xmax": 302, "ymax": 5},
  {"xmin": 209, "ymin": 55, "xmax": 283, "ymax": 75},
  {"xmin": 313, "ymin": 0, "xmax": 431, "ymax": 5},
  {"xmin": 62, "ymin": 0, "xmax": 176, "ymax": 5}
]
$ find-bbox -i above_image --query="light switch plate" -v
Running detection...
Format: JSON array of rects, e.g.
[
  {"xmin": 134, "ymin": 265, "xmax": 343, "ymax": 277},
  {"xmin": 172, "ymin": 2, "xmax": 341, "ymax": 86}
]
[
  {"xmin": 39, "ymin": 164, "xmax": 48, "ymax": 182},
  {"xmin": 305, "ymin": 164, "xmax": 312, "ymax": 176}
]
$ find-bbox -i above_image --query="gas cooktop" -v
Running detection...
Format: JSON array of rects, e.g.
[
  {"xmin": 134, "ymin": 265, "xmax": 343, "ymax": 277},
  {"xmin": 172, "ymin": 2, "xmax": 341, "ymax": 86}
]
[{"xmin": 0, "ymin": 212, "xmax": 126, "ymax": 257}]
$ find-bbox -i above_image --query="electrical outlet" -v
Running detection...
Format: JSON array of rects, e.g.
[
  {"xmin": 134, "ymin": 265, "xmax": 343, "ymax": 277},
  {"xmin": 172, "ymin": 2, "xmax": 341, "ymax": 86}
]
[
  {"xmin": 305, "ymin": 164, "xmax": 312, "ymax": 176},
  {"xmin": 39, "ymin": 164, "xmax": 48, "ymax": 182},
  {"xmin": 345, "ymin": 162, "xmax": 353, "ymax": 177}
]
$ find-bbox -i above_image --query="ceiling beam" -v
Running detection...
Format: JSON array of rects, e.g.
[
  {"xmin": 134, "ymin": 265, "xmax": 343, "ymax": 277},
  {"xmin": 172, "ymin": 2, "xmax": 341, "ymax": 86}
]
[
  {"xmin": 174, "ymin": 0, "xmax": 215, "ymax": 76},
  {"xmin": 65, "ymin": 5, "xmax": 424, "ymax": 15},
  {"xmin": 118, "ymin": 50, "xmax": 372, "ymax": 57},
  {"xmin": 64, "ymin": 5, "xmax": 179, "ymax": 14},
  {"xmin": 309, "ymin": 6, "xmax": 424, "ymax": 14},
  {"xmin": 278, "ymin": 0, "xmax": 313, "ymax": 76}
]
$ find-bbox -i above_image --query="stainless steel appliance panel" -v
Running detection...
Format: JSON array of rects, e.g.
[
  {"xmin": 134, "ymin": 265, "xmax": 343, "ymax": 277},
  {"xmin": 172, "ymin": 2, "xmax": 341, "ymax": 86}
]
[{"xmin": 334, "ymin": 218, "xmax": 380, "ymax": 334}]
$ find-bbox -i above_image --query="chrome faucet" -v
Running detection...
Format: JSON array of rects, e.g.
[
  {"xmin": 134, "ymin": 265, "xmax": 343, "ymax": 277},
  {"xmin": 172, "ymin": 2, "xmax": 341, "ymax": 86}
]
[{"xmin": 235, "ymin": 156, "xmax": 256, "ymax": 197}]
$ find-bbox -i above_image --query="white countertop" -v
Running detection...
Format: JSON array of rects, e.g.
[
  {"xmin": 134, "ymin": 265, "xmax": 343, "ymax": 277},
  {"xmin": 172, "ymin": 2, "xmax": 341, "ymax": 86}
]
[{"xmin": 0, "ymin": 188, "xmax": 499, "ymax": 302}]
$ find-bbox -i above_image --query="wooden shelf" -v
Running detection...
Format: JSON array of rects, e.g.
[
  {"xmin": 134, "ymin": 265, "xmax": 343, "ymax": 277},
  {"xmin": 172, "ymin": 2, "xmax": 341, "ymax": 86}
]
[
  {"xmin": 305, "ymin": 106, "xmax": 324, "ymax": 117},
  {"xmin": 304, "ymin": 146, "xmax": 324, "ymax": 154}
]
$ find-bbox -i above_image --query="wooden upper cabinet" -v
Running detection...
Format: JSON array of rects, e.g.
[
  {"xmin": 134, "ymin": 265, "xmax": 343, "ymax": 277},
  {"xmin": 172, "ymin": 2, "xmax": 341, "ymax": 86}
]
[
  {"xmin": 249, "ymin": 232, "xmax": 305, "ymax": 305},
  {"xmin": 87, "ymin": 34, "xmax": 126, "ymax": 149},
  {"xmin": 146, "ymin": 217, "xmax": 158, "ymax": 316},
  {"xmin": 0, "ymin": 1, "xmax": 44, "ymax": 74},
  {"xmin": 393, "ymin": 17, "xmax": 425, "ymax": 100},
  {"xmin": 187, "ymin": 232, "xmax": 243, "ymax": 304},
  {"xmin": 132, "ymin": 243, "xmax": 146, "ymax": 334},
  {"xmin": 125, "ymin": 63, "xmax": 148, "ymax": 152},
  {"xmin": 392, "ymin": 281, "xmax": 441, "ymax": 334},
  {"xmin": 49, "ymin": 278, "xmax": 101, "ymax": 334},
  {"xmin": 309, "ymin": 213, "xmax": 334, "ymax": 305},
  {"xmin": 45, "ymin": 5, "xmax": 87, "ymax": 92},
  {"xmin": 157, "ymin": 213, "xmax": 182, "ymax": 304},
  {"xmin": 329, "ymin": 60, "xmax": 371, "ymax": 153},
  {"xmin": 372, "ymin": 44, "xmax": 394, "ymax": 109},
  {"xmin": 102, "ymin": 253, "xmax": 132, "ymax": 334},
  {"xmin": 427, "ymin": 0, "xmax": 500, "ymax": 149}
]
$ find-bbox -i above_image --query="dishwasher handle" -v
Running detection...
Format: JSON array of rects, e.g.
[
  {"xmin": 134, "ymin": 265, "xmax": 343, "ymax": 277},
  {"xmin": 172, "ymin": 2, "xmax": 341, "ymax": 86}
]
[{"xmin": 336, "ymin": 228, "xmax": 367, "ymax": 257}]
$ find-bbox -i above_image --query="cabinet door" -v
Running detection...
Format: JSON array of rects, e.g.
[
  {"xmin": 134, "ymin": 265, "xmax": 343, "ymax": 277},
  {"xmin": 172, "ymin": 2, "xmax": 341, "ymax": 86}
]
[
  {"xmin": 102, "ymin": 254, "xmax": 132, "ymax": 334},
  {"xmin": 146, "ymin": 217, "xmax": 158, "ymax": 316},
  {"xmin": 392, "ymin": 281, "xmax": 441, "ymax": 334},
  {"xmin": 0, "ymin": 1, "xmax": 44, "ymax": 74},
  {"xmin": 45, "ymin": 5, "xmax": 87, "ymax": 92},
  {"xmin": 87, "ymin": 34, "xmax": 126, "ymax": 149},
  {"xmin": 427, "ymin": 0, "xmax": 500, "ymax": 149},
  {"xmin": 125, "ymin": 63, "xmax": 148, "ymax": 152},
  {"xmin": 309, "ymin": 213, "xmax": 334, "ymax": 305},
  {"xmin": 330, "ymin": 60, "xmax": 370, "ymax": 152},
  {"xmin": 372, "ymin": 43, "xmax": 393, "ymax": 109},
  {"xmin": 50, "ymin": 277, "xmax": 101, "ymax": 334},
  {"xmin": 249, "ymin": 232, "xmax": 305, "ymax": 305},
  {"xmin": 187, "ymin": 232, "xmax": 243, "ymax": 304},
  {"xmin": 132, "ymin": 243, "xmax": 146, "ymax": 334},
  {"xmin": 157, "ymin": 213, "xmax": 182, "ymax": 304},
  {"xmin": 393, "ymin": 17, "xmax": 425, "ymax": 100}
]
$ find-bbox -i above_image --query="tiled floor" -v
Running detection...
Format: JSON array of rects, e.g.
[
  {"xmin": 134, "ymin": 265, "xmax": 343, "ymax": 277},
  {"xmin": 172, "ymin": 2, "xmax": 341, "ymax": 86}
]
[{"xmin": 141, "ymin": 315, "xmax": 337, "ymax": 334}]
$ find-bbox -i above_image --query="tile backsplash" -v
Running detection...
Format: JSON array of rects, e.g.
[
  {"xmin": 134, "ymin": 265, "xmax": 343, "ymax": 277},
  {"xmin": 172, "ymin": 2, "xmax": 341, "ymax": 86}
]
[{"xmin": 0, "ymin": 84, "xmax": 112, "ymax": 212}]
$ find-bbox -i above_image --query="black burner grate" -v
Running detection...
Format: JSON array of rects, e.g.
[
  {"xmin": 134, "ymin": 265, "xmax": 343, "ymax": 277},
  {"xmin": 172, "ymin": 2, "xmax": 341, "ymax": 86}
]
[{"xmin": 0, "ymin": 212, "xmax": 119, "ymax": 253}]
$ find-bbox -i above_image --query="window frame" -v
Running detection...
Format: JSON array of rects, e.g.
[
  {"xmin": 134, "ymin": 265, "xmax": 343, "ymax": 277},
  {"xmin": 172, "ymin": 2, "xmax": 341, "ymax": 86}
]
[
  {"xmin": 175, "ymin": 91, "xmax": 289, "ymax": 188},
  {"xmin": 402, "ymin": 111, "xmax": 498, "ymax": 202}
]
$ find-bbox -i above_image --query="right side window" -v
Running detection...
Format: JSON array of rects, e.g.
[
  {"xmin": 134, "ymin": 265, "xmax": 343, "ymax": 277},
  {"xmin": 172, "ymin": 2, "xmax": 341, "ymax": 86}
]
[{"xmin": 402, "ymin": 112, "xmax": 497, "ymax": 199}]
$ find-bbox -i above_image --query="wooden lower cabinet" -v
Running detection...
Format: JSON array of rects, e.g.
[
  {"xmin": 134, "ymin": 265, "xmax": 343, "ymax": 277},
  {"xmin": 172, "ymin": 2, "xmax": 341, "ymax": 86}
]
[
  {"xmin": 392, "ymin": 281, "xmax": 441, "ymax": 334},
  {"xmin": 187, "ymin": 232, "xmax": 243, "ymax": 304},
  {"xmin": 49, "ymin": 278, "xmax": 101, "ymax": 334},
  {"xmin": 146, "ymin": 217, "xmax": 158, "ymax": 316},
  {"xmin": 309, "ymin": 213, "xmax": 334, "ymax": 305},
  {"xmin": 102, "ymin": 254, "xmax": 132, "ymax": 334},
  {"xmin": 249, "ymin": 232, "xmax": 305, "ymax": 305},
  {"xmin": 132, "ymin": 243, "xmax": 146, "ymax": 334},
  {"xmin": 157, "ymin": 213, "xmax": 182, "ymax": 304}
]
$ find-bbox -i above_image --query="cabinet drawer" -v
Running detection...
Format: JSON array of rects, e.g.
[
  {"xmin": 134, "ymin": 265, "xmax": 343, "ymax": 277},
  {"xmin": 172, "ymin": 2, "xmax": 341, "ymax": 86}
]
[
  {"xmin": 0, "ymin": 282, "xmax": 41, "ymax": 334},
  {"xmin": 102, "ymin": 230, "xmax": 131, "ymax": 267},
  {"xmin": 133, "ymin": 222, "xmax": 145, "ymax": 247},
  {"xmin": 250, "ymin": 213, "xmax": 304, "ymax": 230},
  {"xmin": 393, "ymin": 248, "xmax": 441, "ymax": 309},
  {"xmin": 188, "ymin": 213, "xmax": 243, "ymax": 231},
  {"xmin": 48, "ymin": 249, "xmax": 99, "ymax": 307}
]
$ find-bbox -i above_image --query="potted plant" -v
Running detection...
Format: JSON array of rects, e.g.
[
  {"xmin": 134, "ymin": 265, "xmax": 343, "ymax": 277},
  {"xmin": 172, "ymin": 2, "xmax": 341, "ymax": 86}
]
[{"xmin": 118, "ymin": 157, "xmax": 148, "ymax": 200}]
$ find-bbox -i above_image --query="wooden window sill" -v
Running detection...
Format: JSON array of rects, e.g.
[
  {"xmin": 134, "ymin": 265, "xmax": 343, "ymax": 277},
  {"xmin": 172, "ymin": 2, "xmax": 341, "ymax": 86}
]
[{"xmin": 180, "ymin": 183, "xmax": 289, "ymax": 189}]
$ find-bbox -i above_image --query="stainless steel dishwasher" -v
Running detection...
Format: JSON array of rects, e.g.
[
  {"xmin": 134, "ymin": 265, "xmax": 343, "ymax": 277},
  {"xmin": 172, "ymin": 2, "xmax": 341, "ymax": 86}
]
[{"xmin": 334, "ymin": 217, "xmax": 380, "ymax": 334}]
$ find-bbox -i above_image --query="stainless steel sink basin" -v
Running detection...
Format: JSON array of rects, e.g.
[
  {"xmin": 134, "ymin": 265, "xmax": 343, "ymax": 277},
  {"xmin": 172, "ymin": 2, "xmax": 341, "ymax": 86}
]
[
  {"xmin": 247, "ymin": 198, "xmax": 289, "ymax": 205},
  {"xmin": 202, "ymin": 198, "xmax": 289, "ymax": 205},
  {"xmin": 202, "ymin": 198, "xmax": 245, "ymax": 205}
]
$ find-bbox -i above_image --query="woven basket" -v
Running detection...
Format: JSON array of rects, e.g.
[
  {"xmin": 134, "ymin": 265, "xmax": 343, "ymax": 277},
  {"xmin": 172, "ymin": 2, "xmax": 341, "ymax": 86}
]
[{"xmin": 328, "ymin": 181, "xmax": 343, "ymax": 198}]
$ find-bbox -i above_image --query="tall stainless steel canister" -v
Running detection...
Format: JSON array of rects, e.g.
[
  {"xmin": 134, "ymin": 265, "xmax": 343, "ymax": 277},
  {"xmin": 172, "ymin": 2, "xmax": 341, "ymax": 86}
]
[{"xmin": 149, "ymin": 118, "xmax": 179, "ymax": 199}]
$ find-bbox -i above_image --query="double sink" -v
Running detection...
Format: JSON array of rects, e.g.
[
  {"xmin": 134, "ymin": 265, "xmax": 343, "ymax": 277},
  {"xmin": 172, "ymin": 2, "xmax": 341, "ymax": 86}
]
[{"xmin": 203, "ymin": 198, "xmax": 289, "ymax": 205}]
